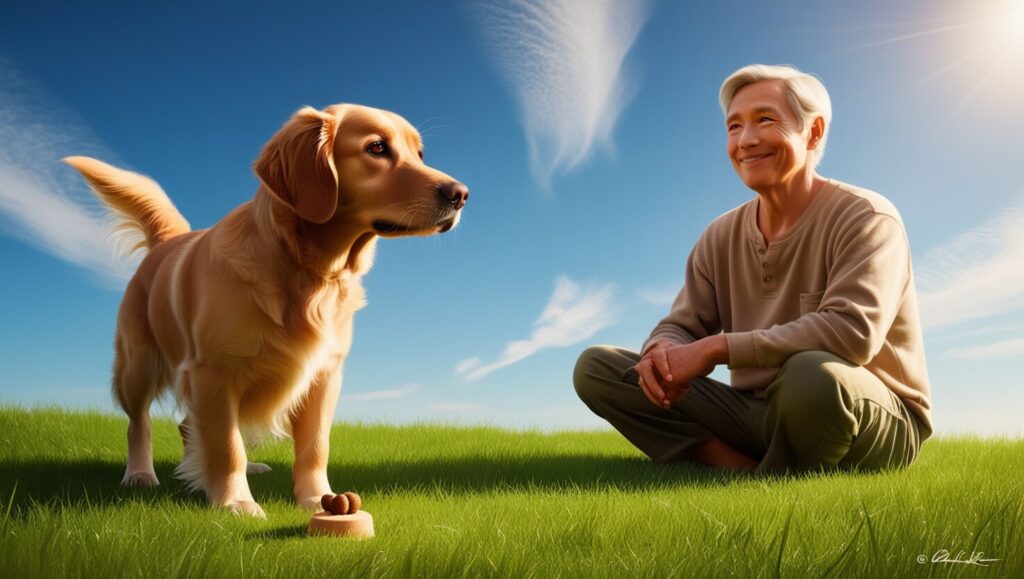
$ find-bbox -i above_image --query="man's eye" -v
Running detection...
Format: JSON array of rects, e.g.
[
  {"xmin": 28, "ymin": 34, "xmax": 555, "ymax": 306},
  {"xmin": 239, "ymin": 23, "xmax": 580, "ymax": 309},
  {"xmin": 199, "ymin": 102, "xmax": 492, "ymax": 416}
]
[
  {"xmin": 366, "ymin": 141, "xmax": 390, "ymax": 156},
  {"xmin": 758, "ymin": 116, "xmax": 773, "ymax": 124},
  {"xmin": 727, "ymin": 124, "xmax": 740, "ymax": 132}
]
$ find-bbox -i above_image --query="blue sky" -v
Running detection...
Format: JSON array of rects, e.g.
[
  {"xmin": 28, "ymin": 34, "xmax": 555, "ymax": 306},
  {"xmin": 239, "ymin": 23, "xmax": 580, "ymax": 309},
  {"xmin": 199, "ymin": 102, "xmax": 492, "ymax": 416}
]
[{"xmin": 1, "ymin": 0, "xmax": 1022, "ymax": 435}]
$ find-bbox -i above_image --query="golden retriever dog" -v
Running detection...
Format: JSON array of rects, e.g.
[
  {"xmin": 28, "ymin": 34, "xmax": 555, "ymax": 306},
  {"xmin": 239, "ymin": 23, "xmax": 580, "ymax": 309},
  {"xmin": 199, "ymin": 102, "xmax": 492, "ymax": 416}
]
[{"xmin": 65, "ymin": 104, "xmax": 468, "ymax": 518}]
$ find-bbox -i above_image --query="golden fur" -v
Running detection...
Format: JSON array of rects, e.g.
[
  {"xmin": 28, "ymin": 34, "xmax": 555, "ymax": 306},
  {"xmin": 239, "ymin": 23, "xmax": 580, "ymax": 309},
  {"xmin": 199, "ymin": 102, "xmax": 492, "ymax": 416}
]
[{"xmin": 66, "ymin": 104, "xmax": 467, "ymax": 518}]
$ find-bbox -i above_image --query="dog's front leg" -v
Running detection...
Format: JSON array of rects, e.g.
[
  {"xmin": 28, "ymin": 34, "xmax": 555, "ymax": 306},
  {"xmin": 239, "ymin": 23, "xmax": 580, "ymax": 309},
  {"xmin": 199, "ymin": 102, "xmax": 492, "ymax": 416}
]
[
  {"xmin": 291, "ymin": 366, "xmax": 342, "ymax": 509},
  {"xmin": 187, "ymin": 366, "xmax": 266, "ymax": 518},
  {"xmin": 179, "ymin": 415, "xmax": 271, "ymax": 476}
]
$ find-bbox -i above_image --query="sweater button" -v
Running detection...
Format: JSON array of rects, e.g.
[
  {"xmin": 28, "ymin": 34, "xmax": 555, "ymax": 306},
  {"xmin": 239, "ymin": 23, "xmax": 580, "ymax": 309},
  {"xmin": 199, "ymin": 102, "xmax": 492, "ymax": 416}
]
[
  {"xmin": 763, "ymin": 276, "xmax": 772, "ymax": 282},
  {"xmin": 762, "ymin": 262, "xmax": 768, "ymax": 268}
]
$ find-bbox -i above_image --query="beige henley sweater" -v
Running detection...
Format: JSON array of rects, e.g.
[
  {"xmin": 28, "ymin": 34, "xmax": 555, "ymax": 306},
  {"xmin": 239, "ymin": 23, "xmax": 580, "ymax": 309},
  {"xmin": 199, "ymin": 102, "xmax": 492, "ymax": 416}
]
[{"xmin": 643, "ymin": 180, "xmax": 932, "ymax": 433}]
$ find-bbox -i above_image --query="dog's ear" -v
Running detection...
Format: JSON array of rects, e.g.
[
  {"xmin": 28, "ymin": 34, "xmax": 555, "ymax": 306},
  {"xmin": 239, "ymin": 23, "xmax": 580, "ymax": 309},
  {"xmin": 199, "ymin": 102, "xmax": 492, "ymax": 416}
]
[{"xmin": 254, "ymin": 106, "xmax": 340, "ymax": 224}]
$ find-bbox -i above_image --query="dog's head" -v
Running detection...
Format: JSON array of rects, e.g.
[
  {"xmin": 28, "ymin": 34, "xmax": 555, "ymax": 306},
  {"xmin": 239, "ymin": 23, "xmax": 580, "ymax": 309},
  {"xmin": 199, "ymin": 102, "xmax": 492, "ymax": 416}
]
[{"xmin": 254, "ymin": 104, "xmax": 467, "ymax": 237}]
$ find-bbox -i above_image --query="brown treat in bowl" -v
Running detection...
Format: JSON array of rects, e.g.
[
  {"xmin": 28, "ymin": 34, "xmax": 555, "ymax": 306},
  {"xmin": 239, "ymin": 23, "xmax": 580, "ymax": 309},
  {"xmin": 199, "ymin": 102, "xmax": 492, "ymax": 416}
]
[
  {"xmin": 321, "ymin": 494, "xmax": 335, "ymax": 512},
  {"xmin": 330, "ymin": 493, "xmax": 350, "ymax": 516},
  {"xmin": 342, "ymin": 492, "xmax": 361, "ymax": 514}
]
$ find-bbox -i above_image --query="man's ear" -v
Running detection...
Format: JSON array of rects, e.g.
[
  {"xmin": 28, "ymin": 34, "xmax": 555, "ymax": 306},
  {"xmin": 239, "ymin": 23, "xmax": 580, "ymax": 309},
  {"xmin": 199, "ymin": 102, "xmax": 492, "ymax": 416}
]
[
  {"xmin": 808, "ymin": 116, "xmax": 825, "ymax": 150},
  {"xmin": 254, "ymin": 106, "xmax": 340, "ymax": 224}
]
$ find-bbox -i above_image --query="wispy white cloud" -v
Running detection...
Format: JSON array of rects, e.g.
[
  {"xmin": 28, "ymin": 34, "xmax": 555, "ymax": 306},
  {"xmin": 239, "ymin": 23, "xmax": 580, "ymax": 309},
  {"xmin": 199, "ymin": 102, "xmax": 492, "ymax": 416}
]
[
  {"xmin": 961, "ymin": 320, "xmax": 1024, "ymax": 338},
  {"xmin": 455, "ymin": 275, "xmax": 617, "ymax": 381},
  {"xmin": 0, "ymin": 60, "xmax": 133, "ymax": 287},
  {"xmin": 947, "ymin": 337, "xmax": 1024, "ymax": 360},
  {"xmin": 472, "ymin": 0, "xmax": 649, "ymax": 188},
  {"xmin": 454, "ymin": 358, "xmax": 483, "ymax": 376},
  {"xmin": 636, "ymin": 283, "xmax": 680, "ymax": 307},
  {"xmin": 342, "ymin": 383, "xmax": 420, "ymax": 402},
  {"xmin": 916, "ymin": 196, "xmax": 1024, "ymax": 331}
]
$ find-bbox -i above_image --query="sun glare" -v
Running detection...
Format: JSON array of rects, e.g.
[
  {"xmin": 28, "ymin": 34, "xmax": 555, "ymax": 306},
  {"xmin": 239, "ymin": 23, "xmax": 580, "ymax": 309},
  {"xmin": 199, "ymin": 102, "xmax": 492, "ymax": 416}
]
[
  {"xmin": 839, "ymin": 0, "xmax": 1024, "ymax": 112},
  {"xmin": 987, "ymin": 0, "xmax": 1024, "ymax": 56}
]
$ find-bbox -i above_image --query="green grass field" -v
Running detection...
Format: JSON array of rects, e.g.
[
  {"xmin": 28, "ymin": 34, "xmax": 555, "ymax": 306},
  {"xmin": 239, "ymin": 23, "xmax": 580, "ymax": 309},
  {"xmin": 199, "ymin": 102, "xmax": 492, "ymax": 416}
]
[{"xmin": 0, "ymin": 406, "xmax": 1020, "ymax": 578}]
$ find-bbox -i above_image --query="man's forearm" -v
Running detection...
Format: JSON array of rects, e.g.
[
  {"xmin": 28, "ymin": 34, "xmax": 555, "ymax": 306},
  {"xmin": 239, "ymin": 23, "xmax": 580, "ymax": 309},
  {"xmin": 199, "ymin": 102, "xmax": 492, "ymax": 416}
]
[
  {"xmin": 641, "ymin": 329, "xmax": 694, "ymax": 356},
  {"xmin": 705, "ymin": 334, "xmax": 729, "ymax": 365}
]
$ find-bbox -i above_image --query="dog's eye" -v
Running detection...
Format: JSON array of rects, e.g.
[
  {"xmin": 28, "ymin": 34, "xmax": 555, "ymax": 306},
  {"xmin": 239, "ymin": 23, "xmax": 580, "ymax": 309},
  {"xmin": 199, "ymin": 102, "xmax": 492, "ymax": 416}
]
[
  {"xmin": 366, "ymin": 141, "xmax": 390, "ymax": 157},
  {"xmin": 418, "ymin": 150, "xmax": 423, "ymax": 161}
]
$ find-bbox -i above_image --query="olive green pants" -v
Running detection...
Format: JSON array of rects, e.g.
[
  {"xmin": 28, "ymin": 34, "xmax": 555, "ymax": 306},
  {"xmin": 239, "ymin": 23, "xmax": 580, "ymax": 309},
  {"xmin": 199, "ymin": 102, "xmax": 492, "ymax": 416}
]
[{"xmin": 573, "ymin": 346, "xmax": 926, "ymax": 473}]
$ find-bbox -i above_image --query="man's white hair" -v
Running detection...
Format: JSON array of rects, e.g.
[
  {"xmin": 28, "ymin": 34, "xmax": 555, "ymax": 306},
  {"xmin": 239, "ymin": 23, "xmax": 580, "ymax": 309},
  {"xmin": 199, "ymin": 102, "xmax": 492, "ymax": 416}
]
[{"xmin": 719, "ymin": 64, "xmax": 832, "ymax": 169}]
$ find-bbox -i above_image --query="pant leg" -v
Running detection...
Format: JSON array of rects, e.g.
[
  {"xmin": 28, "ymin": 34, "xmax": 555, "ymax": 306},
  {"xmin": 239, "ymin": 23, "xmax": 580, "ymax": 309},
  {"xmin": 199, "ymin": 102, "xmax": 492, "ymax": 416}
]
[
  {"xmin": 573, "ymin": 345, "xmax": 767, "ymax": 463},
  {"xmin": 758, "ymin": 350, "xmax": 923, "ymax": 474}
]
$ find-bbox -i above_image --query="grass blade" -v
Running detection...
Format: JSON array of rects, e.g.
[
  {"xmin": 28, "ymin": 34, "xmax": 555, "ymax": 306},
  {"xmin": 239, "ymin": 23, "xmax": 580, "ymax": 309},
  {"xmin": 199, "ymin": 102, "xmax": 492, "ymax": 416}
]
[
  {"xmin": 1, "ymin": 480, "xmax": 17, "ymax": 537},
  {"xmin": 821, "ymin": 515, "xmax": 865, "ymax": 577},
  {"xmin": 774, "ymin": 500, "xmax": 797, "ymax": 578}
]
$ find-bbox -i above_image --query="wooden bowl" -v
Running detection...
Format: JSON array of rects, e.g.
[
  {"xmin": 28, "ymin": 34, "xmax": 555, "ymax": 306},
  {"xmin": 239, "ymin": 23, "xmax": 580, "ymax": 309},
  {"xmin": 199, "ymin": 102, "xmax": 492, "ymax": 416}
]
[{"xmin": 308, "ymin": 510, "xmax": 374, "ymax": 539}]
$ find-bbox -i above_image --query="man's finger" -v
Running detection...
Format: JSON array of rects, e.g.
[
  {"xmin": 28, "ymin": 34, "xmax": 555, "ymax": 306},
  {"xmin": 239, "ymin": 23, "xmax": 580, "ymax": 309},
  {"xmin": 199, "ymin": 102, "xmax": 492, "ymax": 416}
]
[
  {"xmin": 653, "ymin": 348, "xmax": 673, "ymax": 382},
  {"xmin": 638, "ymin": 374, "xmax": 662, "ymax": 408},
  {"xmin": 636, "ymin": 361, "xmax": 666, "ymax": 407}
]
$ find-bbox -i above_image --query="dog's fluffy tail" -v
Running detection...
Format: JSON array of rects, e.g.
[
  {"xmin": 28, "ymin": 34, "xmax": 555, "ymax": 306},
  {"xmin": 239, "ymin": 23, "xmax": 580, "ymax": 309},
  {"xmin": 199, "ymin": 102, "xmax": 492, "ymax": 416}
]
[{"xmin": 64, "ymin": 156, "xmax": 191, "ymax": 255}]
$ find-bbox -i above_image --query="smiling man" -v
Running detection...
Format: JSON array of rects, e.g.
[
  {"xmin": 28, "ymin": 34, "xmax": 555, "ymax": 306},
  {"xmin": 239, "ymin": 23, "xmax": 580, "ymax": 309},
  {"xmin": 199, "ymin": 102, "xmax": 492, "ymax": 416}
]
[{"xmin": 574, "ymin": 64, "xmax": 932, "ymax": 473}]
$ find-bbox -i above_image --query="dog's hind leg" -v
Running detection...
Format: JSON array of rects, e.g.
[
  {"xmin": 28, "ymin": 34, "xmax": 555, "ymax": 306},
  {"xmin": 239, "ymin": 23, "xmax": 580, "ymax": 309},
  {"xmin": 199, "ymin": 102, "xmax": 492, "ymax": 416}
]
[
  {"xmin": 113, "ymin": 329, "xmax": 163, "ymax": 487},
  {"xmin": 246, "ymin": 459, "xmax": 272, "ymax": 475}
]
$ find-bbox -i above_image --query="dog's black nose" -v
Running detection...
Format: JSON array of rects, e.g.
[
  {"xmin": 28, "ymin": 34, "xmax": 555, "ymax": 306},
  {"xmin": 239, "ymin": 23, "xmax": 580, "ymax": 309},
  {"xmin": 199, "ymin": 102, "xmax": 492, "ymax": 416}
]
[{"xmin": 437, "ymin": 181, "xmax": 469, "ymax": 210}]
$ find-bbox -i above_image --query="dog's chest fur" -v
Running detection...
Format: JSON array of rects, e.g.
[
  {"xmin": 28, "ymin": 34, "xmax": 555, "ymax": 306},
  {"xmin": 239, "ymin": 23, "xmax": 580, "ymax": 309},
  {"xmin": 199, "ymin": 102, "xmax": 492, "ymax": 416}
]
[
  {"xmin": 232, "ymin": 272, "xmax": 368, "ymax": 429},
  {"xmin": 284, "ymin": 275, "xmax": 366, "ymax": 375}
]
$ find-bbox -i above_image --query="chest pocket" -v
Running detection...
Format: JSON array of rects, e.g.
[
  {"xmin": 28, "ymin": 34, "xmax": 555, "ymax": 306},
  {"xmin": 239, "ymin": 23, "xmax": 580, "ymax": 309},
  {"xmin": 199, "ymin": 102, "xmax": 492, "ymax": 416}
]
[{"xmin": 799, "ymin": 291, "xmax": 825, "ymax": 316}]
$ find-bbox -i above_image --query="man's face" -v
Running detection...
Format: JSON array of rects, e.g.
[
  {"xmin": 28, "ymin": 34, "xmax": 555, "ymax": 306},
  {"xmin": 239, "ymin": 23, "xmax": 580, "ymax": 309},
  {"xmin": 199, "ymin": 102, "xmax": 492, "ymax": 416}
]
[{"xmin": 725, "ymin": 80, "xmax": 814, "ymax": 191}]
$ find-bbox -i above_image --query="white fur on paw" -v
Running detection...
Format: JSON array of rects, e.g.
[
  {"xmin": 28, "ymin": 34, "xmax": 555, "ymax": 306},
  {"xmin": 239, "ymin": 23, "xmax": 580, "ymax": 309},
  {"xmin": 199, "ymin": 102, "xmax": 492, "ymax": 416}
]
[
  {"xmin": 297, "ymin": 494, "xmax": 329, "ymax": 510},
  {"xmin": 227, "ymin": 500, "xmax": 267, "ymax": 519},
  {"xmin": 246, "ymin": 462, "xmax": 272, "ymax": 475},
  {"xmin": 121, "ymin": 471, "xmax": 160, "ymax": 487}
]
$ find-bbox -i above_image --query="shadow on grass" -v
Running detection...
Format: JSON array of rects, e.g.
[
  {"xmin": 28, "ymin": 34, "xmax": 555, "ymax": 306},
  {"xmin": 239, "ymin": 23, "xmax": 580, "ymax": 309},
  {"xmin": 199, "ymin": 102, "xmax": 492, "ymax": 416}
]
[
  {"xmin": 254, "ymin": 524, "xmax": 309, "ymax": 540},
  {"xmin": 0, "ymin": 459, "xmax": 207, "ymax": 515},
  {"xmin": 0, "ymin": 453, "xmax": 737, "ymax": 514},
  {"xmin": 321, "ymin": 454, "xmax": 736, "ymax": 495}
]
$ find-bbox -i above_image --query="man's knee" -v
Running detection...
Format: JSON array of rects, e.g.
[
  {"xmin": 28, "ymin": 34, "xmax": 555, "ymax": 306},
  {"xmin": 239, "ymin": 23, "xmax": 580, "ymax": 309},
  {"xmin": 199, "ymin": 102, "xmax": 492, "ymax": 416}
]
[
  {"xmin": 758, "ymin": 351, "xmax": 861, "ymax": 471},
  {"xmin": 573, "ymin": 345, "xmax": 617, "ymax": 402},
  {"xmin": 768, "ymin": 351, "xmax": 856, "ymax": 427}
]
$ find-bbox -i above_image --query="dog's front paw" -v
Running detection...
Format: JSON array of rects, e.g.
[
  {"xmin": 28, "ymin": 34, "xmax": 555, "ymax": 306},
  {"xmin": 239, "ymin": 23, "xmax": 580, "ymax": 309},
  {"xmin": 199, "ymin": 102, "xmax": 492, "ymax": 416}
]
[
  {"xmin": 294, "ymin": 491, "xmax": 321, "ymax": 510},
  {"xmin": 294, "ymin": 474, "xmax": 332, "ymax": 510},
  {"xmin": 296, "ymin": 494, "xmax": 330, "ymax": 510},
  {"xmin": 121, "ymin": 470, "xmax": 160, "ymax": 487},
  {"xmin": 226, "ymin": 500, "xmax": 267, "ymax": 519},
  {"xmin": 246, "ymin": 462, "xmax": 272, "ymax": 475}
]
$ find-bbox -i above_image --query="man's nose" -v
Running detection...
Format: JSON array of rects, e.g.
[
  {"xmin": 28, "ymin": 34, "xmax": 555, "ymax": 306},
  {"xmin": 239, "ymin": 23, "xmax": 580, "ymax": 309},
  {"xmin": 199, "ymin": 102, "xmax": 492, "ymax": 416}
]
[{"xmin": 738, "ymin": 126, "xmax": 760, "ymax": 147}]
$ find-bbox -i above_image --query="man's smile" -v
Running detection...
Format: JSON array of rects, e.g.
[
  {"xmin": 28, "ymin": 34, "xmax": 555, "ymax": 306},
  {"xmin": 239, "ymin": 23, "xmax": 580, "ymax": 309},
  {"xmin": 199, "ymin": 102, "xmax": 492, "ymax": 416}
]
[{"xmin": 739, "ymin": 153, "xmax": 773, "ymax": 164}]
